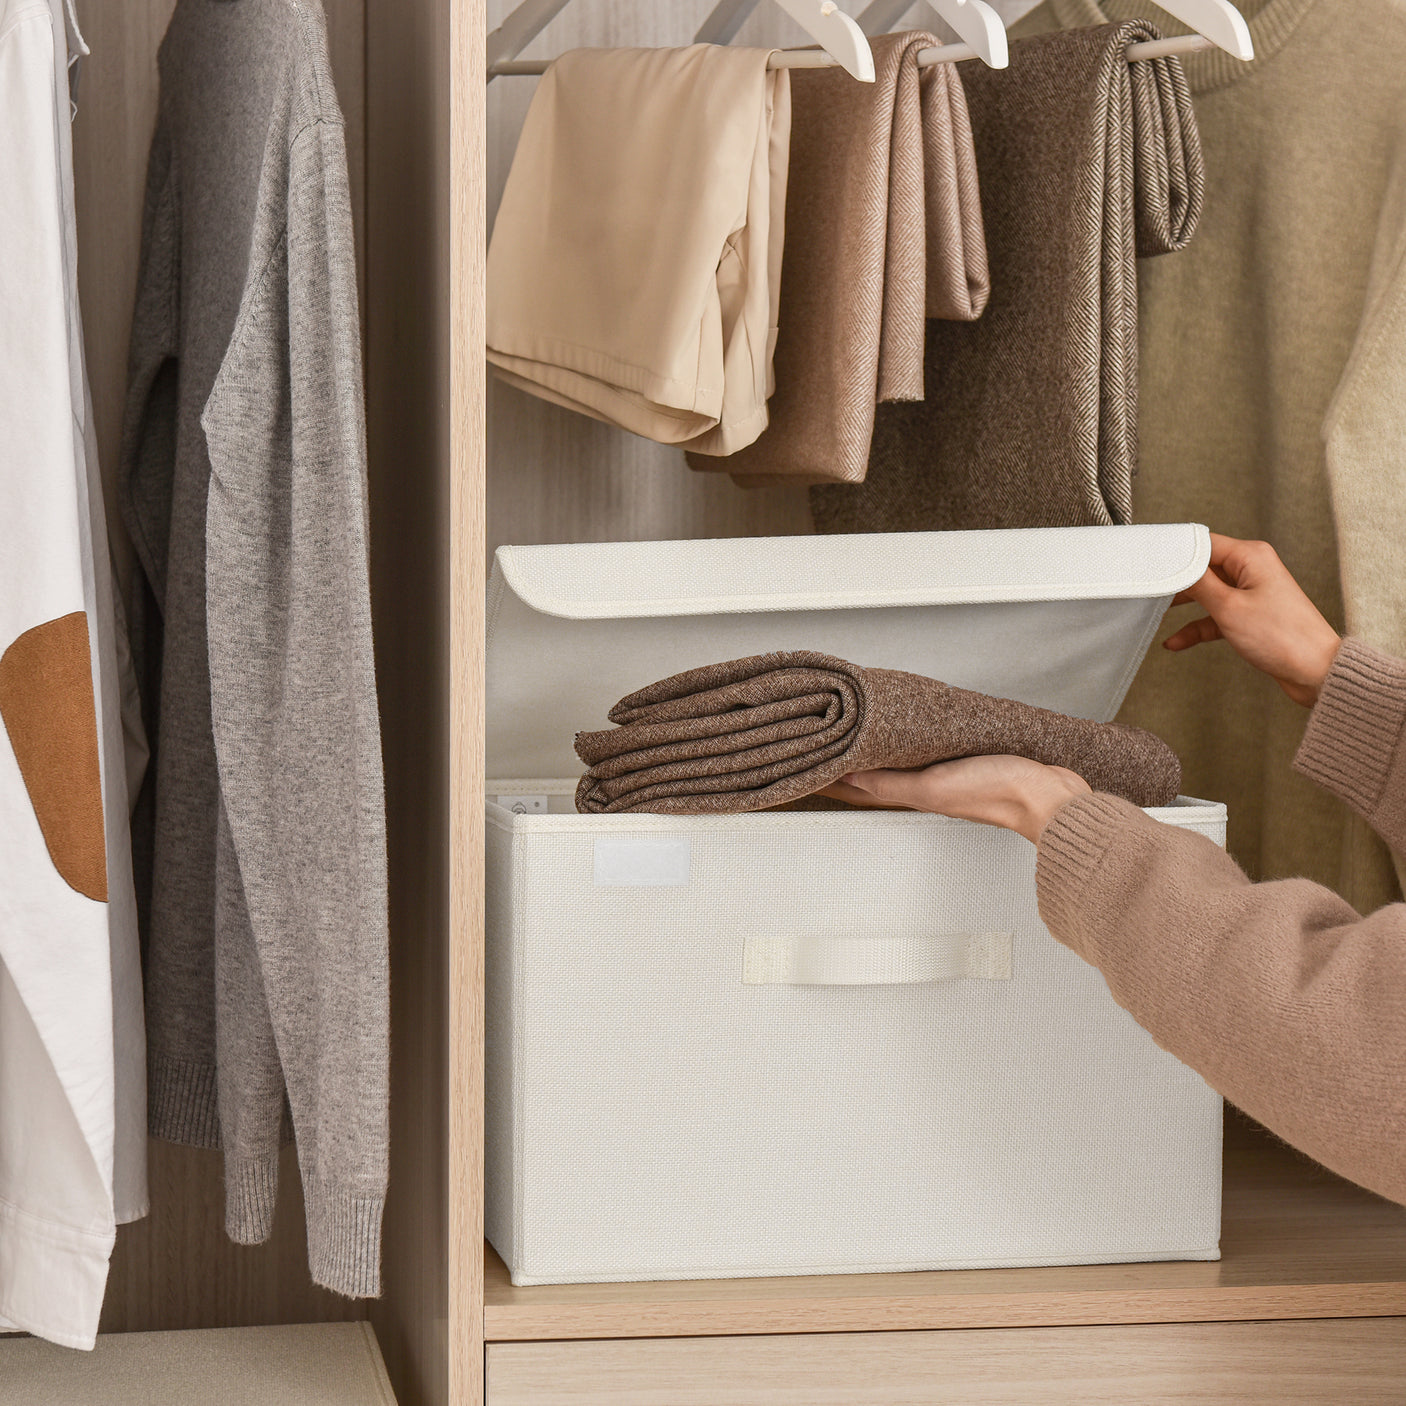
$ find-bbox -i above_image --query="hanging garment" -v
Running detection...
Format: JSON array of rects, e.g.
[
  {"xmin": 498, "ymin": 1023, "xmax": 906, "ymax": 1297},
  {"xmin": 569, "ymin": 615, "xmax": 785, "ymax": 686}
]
[
  {"xmin": 0, "ymin": 0, "xmax": 147, "ymax": 1350},
  {"xmin": 120, "ymin": 0, "xmax": 388, "ymax": 1298},
  {"xmin": 1013, "ymin": 0, "xmax": 1406, "ymax": 911},
  {"xmin": 810, "ymin": 22, "xmax": 1203, "ymax": 533},
  {"xmin": 574, "ymin": 651, "xmax": 1181, "ymax": 814},
  {"xmin": 49, "ymin": 0, "xmax": 149, "ymax": 1246},
  {"xmin": 487, "ymin": 45, "xmax": 791, "ymax": 454},
  {"xmin": 687, "ymin": 31, "xmax": 989, "ymax": 487}
]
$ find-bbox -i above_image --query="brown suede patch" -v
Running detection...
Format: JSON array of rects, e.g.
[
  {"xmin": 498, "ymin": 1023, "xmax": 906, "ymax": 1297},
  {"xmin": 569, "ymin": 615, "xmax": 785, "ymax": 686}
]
[{"xmin": 0, "ymin": 612, "xmax": 108, "ymax": 901}]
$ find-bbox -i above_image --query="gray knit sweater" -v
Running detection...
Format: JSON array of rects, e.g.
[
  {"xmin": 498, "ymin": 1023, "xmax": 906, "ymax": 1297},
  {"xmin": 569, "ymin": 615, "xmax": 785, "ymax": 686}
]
[{"xmin": 119, "ymin": 0, "xmax": 387, "ymax": 1297}]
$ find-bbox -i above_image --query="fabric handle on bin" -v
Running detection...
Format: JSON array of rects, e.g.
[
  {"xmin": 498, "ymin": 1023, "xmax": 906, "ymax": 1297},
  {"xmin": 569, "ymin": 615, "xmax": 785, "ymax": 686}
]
[{"xmin": 742, "ymin": 931, "xmax": 1012, "ymax": 986}]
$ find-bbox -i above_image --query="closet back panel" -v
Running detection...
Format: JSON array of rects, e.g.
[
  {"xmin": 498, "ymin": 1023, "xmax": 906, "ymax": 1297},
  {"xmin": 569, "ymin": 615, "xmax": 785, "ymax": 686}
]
[{"xmin": 71, "ymin": 0, "xmax": 371, "ymax": 1339}]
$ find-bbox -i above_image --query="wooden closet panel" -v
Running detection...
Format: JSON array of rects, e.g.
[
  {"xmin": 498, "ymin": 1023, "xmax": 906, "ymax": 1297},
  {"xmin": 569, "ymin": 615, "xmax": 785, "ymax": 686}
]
[
  {"xmin": 363, "ymin": 0, "xmax": 479, "ymax": 1402},
  {"xmin": 486, "ymin": 1318, "xmax": 1406, "ymax": 1405},
  {"xmin": 450, "ymin": 1, "xmax": 489, "ymax": 1405},
  {"xmin": 100, "ymin": 1145, "xmax": 364, "ymax": 1334},
  {"xmin": 70, "ymin": 0, "xmax": 372, "ymax": 1337}
]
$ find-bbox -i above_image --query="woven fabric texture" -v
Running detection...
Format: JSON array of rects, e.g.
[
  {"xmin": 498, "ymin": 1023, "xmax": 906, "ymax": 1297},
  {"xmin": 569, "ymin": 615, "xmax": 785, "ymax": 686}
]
[
  {"xmin": 811, "ymin": 22, "xmax": 1203, "ymax": 533},
  {"xmin": 484, "ymin": 801, "xmax": 1225, "ymax": 1283},
  {"xmin": 574, "ymin": 650, "xmax": 1180, "ymax": 813},
  {"xmin": 687, "ymin": 31, "xmax": 988, "ymax": 487}
]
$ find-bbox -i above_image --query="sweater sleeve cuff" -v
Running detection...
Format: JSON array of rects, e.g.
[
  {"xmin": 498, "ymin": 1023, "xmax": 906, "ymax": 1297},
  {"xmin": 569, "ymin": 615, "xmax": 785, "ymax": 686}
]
[
  {"xmin": 1035, "ymin": 793, "xmax": 1140, "ymax": 960},
  {"xmin": 305, "ymin": 1180, "xmax": 384, "ymax": 1298},
  {"xmin": 1293, "ymin": 637, "xmax": 1406, "ymax": 820}
]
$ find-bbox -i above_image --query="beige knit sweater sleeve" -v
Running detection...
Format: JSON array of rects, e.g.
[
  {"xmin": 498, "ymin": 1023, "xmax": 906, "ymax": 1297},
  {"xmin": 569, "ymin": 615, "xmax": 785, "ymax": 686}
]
[{"xmin": 1036, "ymin": 638, "xmax": 1406, "ymax": 1206}]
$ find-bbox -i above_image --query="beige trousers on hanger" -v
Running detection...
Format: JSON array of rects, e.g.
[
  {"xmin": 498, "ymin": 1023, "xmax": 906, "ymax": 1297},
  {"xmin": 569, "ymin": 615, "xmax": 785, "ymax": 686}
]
[{"xmin": 487, "ymin": 45, "xmax": 790, "ymax": 454}]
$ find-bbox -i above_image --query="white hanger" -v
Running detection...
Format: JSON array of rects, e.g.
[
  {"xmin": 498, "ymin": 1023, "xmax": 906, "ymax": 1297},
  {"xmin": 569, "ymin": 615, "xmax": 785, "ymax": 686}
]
[
  {"xmin": 858, "ymin": 0, "xmax": 1008, "ymax": 69},
  {"xmin": 896, "ymin": 0, "xmax": 1256, "ymax": 65},
  {"xmin": 1140, "ymin": 0, "xmax": 1254, "ymax": 59},
  {"xmin": 693, "ymin": 0, "xmax": 876, "ymax": 80},
  {"xmin": 487, "ymin": 0, "xmax": 876, "ymax": 81},
  {"xmin": 488, "ymin": 0, "xmax": 1252, "ymax": 80}
]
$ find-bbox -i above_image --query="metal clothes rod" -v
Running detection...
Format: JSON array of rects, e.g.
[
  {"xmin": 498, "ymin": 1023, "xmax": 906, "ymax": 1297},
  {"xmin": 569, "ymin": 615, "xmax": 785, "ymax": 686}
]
[{"xmin": 488, "ymin": 31, "xmax": 1214, "ymax": 77}]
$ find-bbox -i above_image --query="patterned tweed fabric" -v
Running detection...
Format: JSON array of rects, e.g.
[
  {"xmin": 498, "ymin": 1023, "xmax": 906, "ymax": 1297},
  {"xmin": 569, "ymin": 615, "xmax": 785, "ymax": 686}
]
[
  {"xmin": 811, "ymin": 22, "xmax": 1203, "ymax": 533},
  {"xmin": 687, "ymin": 31, "xmax": 989, "ymax": 487},
  {"xmin": 575, "ymin": 651, "xmax": 1180, "ymax": 814}
]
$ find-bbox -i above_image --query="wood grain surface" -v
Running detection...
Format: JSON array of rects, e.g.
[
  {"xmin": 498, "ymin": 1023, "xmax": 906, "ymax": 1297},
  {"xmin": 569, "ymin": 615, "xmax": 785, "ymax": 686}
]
[
  {"xmin": 484, "ymin": 1317, "xmax": 1406, "ymax": 1405},
  {"xmin": 484, "ymin": 1113, "xmax": 1406, "ymax": 1341},
  {"xmin": 362, "ymin": 0, "xmax": 466, "ymax": 1401},
  {"xmin": 451, "ymin": 0, "xmax": 489, "ymax": 1404}
]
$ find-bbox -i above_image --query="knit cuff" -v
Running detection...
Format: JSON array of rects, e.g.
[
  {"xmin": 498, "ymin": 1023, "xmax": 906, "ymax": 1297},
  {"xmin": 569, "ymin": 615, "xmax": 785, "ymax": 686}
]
[
  {"xmin": 304, "ymin": 1179, "xmax": 384, "ymax": 1299},
  {"xmin": 1035, "ymin": 793, "xmax": 1136, "ymax": 961},
  {"xmin": 1294, "ymin": 638, "xmax": 1406, "ymax": 823},
  {"xmin": 148, "ymin": 1055, "xmax": 221, "ymax": 1148},
  {"xmin": 225, "ymin": 1152, "xmax": 280, "ymax": 1244}
]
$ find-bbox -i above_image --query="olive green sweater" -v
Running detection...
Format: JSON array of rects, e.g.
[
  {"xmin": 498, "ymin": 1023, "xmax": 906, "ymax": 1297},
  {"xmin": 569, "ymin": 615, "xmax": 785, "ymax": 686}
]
[{"xmin": 1038, "ymin": 639, "xmax": 1406, "ymax": 1206}]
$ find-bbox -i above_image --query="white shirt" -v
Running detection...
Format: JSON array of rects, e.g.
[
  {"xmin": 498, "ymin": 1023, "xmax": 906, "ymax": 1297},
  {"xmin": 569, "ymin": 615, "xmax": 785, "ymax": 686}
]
[{"xmin": 0, "ymin": 0, "xmax": 147, "ymax": 1349}]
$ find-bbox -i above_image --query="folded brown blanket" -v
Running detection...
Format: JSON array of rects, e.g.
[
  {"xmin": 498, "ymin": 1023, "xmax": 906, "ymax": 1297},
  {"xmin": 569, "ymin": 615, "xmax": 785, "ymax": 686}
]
[
  {"xmin": 575, "ymin": 651, "xmax": 1180, "ymax": 814},
  {"xmin": 685, "ymin": 31, "xmax": 989, "ymax": 487},
  {"xmin": 811, "ymin": 22, "xmax": 1203, "ymax": 534}
]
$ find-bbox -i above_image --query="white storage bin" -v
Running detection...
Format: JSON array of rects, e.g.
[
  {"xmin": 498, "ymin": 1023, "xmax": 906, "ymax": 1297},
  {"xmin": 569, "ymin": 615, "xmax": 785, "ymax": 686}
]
[{"xmin": 485, "ymin": 524, "xmax": 1225, "ymax": 1287}]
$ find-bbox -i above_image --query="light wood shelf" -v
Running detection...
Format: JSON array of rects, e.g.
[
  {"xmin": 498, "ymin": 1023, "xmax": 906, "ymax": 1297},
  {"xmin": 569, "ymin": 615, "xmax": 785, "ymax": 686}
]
[{"xmin": 483, "ymin": 1112, "xmax": 1406, "ymax": 1342}]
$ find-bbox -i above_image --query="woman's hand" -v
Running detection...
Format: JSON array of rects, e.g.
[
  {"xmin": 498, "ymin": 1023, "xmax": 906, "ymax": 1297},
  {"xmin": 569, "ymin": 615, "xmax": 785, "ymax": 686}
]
[
  {"xmin": 821, "ymin": 755, "xmax": 1092, "ymax": 845},
  {"xmin": 818, "ymin": 534, "xmax": 1336, "ymax": 841},
  {"xmin": 1164, "ymin": 533, "xmax": 1341, "ymax": 706}
]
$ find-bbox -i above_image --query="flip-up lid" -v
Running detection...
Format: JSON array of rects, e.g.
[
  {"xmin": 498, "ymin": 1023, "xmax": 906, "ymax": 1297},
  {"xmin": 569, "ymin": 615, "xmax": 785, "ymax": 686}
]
[{"xmin": 487, "ymin": 524, "xmax": 1210, "ymax": 780}]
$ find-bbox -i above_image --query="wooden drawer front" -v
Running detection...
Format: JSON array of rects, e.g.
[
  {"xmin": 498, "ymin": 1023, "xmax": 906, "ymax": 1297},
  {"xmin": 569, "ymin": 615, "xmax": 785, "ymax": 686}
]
[{"xmin": 487, "ymin": 1317, "xmax": 1406, "ymax": 1405}]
